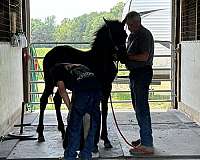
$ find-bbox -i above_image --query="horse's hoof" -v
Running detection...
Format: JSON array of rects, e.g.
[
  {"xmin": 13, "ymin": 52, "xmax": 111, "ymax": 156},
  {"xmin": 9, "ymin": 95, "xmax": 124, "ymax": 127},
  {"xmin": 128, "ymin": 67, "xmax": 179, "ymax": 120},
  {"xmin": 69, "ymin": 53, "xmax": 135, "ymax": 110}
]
[
  {"xmin": 104, "ymin": 141, "xmax": 113, "ymax": 148},
  {"xmin": 38, "ymin": 136, "xmax": 45, "ymax": 142}
]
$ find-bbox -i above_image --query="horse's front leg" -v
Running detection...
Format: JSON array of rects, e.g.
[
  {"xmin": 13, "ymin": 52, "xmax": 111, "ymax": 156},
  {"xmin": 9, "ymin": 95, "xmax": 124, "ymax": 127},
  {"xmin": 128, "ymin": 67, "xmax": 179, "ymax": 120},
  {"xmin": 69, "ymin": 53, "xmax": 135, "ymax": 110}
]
[
  {"xmin": 53, "ymin": 90, "xmax": 65, "ymax": 139},
  {"xmin": 101, "ymin": 85, "xmax": 113, "ymax": 148},
  {"xmin": 37, "ymin": 86, "xmax": 52, "ymax": 142}
]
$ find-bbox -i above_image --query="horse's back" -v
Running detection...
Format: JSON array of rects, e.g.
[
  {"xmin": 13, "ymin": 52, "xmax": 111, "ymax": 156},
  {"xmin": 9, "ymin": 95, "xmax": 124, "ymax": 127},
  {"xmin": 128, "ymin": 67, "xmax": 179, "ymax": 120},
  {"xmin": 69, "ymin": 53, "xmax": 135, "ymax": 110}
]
[
  {"xmin": 43, "ymin": 45, "xmax": 89, "ymax": 84},
  {"xmin": 44, "ymin": 45, "xmax": 83, "ymax": 62}
]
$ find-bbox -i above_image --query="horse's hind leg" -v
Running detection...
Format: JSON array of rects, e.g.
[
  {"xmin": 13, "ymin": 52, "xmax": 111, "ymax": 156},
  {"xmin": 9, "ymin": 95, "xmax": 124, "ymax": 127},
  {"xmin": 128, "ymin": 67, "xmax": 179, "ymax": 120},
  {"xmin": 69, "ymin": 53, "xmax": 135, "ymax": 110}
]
[
  {"xmin": 100, "ymin": 84, "xmax": 113, "ymax": 148},
  {"xmin": 53, "ymin": 90, "xmax": 65, "ymax": 139},
  {"xmin": 37, "ymin": 86, "xmax": 53, "ymax": 142}
]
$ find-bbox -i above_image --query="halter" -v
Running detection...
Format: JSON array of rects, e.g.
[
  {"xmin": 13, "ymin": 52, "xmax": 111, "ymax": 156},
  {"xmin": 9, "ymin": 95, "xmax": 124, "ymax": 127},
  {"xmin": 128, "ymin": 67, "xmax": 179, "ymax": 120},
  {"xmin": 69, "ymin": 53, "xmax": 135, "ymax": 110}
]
[
  {"xmin": 103, "ymin": 18, "xmax": 120, "ymax": 53},
  {"xmin": 107, "ymin": 26, "xmax": 119, "ymax": 52}
]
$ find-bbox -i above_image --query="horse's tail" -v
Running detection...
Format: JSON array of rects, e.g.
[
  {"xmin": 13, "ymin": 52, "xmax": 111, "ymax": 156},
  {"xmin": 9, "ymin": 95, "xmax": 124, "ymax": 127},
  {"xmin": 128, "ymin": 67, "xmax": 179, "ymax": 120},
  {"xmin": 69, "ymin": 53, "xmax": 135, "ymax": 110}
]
[
  {"xmin": 43, "ymin": 57, "xmax": 48, "ymax": 82},
  {"xmin": 43, "ymin": 53, "xmax": 54, "ymax": 87}
]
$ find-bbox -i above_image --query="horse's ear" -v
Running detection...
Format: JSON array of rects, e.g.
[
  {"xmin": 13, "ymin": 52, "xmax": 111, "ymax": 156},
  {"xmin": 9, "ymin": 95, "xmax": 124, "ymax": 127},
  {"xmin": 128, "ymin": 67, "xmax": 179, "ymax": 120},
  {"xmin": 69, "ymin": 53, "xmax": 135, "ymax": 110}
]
[
  {"xmin": 122, "ymin": 16, "xmax": 127, "ymax": 26},
  {"xmin": 103, "ymin": 17, "xmax": 108, "ymax": 25}
]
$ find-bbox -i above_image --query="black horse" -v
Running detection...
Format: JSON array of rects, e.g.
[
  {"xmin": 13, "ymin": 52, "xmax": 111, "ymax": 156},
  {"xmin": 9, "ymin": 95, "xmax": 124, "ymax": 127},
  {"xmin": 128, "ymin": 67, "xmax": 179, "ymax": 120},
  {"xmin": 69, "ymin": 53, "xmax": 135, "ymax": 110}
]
[{"xmin": 36, "ymin": 18, "xmax": 127, "ymax": 150}]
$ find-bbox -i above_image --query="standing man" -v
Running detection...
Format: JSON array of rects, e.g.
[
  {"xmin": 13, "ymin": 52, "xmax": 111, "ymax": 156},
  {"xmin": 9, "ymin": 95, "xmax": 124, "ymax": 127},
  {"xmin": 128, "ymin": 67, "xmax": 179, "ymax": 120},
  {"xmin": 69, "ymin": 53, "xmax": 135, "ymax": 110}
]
[
  {"xmin": 124, "ymin": 11, "xmax": 154, "ymax": 155},
  {"xmin": 50, "ymin": 63, "xmax": 102, "ymax": 160}
]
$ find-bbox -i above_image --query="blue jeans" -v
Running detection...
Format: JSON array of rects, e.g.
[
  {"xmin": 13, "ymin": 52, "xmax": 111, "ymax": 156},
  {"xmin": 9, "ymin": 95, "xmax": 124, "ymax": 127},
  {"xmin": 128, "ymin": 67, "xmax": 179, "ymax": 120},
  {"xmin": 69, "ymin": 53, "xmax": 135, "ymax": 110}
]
[
  {"xmin": 64, "ymin": 89, "xmax": 101, "ymax": 160},
  {"xmin": 129, "ymin": 66, "xmax": 153, "ymax": 147}
]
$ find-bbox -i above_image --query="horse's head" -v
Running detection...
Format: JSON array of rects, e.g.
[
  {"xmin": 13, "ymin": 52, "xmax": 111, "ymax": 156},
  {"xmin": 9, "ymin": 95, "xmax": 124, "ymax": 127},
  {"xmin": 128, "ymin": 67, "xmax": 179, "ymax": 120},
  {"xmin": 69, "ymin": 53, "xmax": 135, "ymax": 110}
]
[
  {"xmin": 103, "ymin": 18, "xmax": 127, "ymax": 62},
  {"xmin": 92, "ymin": 18, "xmax": 127, "ymax": 63}
]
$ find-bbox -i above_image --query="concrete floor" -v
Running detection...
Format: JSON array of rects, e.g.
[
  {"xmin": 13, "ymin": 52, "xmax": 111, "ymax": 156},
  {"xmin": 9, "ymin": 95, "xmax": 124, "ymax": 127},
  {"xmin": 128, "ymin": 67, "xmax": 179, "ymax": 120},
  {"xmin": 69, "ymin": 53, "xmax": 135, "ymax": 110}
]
[{"xmin": 1, "ymin": 109, "xmax": 200, "ymax": 160}]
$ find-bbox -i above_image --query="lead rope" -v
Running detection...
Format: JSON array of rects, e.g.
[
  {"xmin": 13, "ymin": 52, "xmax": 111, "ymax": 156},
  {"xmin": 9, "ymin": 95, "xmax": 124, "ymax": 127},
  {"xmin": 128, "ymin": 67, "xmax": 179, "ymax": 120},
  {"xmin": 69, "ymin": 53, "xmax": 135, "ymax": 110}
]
[{"xmin": 109, "ymin": 61, "xmax": 135, "ymax": 148}]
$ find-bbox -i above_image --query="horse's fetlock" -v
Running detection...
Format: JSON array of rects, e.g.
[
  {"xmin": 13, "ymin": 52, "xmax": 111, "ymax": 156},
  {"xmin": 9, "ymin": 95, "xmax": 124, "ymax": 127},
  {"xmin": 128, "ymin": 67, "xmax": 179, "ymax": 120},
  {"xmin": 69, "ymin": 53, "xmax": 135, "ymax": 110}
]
[
  {"xmin": 58, "ymin": 123, "xmax": 65, "ymax": 132},
  {"xmin": 37, "ymin": 125, "xmax": 44, "ymax": 133}
]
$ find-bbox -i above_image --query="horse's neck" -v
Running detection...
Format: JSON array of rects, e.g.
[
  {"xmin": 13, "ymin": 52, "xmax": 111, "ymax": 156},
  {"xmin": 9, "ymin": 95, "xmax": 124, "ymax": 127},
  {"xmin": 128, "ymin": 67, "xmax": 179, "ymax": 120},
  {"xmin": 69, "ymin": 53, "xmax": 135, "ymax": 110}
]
[
  {"xmin": 88, "ymin": 48, "xmax": 117, "ymax": 84},
  {"xmin": 77, "ymin": 50, "xmax": 92, "ymax": 65}
]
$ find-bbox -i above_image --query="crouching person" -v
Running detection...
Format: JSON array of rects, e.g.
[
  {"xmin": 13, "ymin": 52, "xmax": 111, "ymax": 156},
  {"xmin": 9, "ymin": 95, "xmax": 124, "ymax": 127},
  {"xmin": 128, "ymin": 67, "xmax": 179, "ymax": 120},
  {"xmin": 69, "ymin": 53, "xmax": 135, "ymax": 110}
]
[{"xmin": 50, "ymin": 63, "xmax": 101, "ymax": 160}]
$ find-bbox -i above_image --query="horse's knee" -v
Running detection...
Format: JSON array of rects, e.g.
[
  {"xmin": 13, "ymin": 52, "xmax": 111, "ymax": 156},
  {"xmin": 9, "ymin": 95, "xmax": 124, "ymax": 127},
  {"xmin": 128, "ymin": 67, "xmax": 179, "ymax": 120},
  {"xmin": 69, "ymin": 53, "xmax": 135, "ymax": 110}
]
[
  {"xmin": 40, "ymin": 95, "xmax": 48, "ymax": 109},
  {"xmin": 40, "ymin": 86, "xmax": 53, "ymax": 107},
  {"xmin": 58, "ymin": 123, "xmax": 65, "ymax": 131}
]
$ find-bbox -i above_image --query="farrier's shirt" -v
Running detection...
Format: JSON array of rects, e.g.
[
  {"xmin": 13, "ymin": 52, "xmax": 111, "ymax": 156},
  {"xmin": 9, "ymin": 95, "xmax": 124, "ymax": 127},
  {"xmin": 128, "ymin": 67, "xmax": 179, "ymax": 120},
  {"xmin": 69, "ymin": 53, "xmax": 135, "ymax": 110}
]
[
  {"xmin": 50, "ymin": 63, "xmax": 101, "ymax": 91},
  {"xmin": 125, "ymin": 25, "xmax": 154, "ymax": 70}
]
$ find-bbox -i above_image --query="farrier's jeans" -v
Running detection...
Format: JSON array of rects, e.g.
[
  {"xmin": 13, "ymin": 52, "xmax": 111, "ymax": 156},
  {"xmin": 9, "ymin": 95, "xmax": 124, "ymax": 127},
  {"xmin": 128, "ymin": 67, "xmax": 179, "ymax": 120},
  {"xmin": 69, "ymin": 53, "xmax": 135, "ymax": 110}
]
[
  {"xmin": 129, "ymin": 66, "xmax": 153, "ymax": 147},
  {"xmin": 64, "ymin": 90, "xmax": 101, "ymax": 160}
]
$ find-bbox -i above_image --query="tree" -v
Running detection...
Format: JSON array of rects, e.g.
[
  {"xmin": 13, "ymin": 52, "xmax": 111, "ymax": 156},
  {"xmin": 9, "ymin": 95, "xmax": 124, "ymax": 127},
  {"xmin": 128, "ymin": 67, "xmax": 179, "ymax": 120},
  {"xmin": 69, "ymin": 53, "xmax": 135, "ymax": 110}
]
[
  {"xmin": 31, "ymin": 18, "xmax": 45, "ymax": 42},
  {"xmin": 31, "ymin": 16, "xmax": 56, "ymax": 43},
  {"xmin": 110, "ymin": 2, "xmax": 125, "ymax": 20},
  {"xmin": 31, "ymin": 2, "xmax": 125, "ymax": 43},
  {"xmin": 43, "ymin": 16, "xmax": 56, "ymax": 42},
  {"xmin": 54, "ymin": 18, "xmax": 72, "ymax": 42}
]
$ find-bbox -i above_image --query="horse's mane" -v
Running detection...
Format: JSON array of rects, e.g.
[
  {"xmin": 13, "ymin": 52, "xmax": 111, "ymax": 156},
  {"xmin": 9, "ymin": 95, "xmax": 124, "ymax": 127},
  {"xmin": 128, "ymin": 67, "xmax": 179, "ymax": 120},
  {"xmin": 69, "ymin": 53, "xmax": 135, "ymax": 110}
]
[{"xmin": 91, "ymin": 20, "xmax": 121, "ymax": 50}]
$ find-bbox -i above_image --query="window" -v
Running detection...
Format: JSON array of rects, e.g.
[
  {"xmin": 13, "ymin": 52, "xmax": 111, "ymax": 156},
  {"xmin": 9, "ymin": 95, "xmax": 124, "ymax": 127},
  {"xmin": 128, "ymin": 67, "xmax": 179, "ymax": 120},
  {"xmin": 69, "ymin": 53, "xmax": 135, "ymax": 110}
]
[
  {"xmin": 0, "ymin": 0, "xmax": 10, "ymax": 41},
  {"xmin": 10, "ymin": 0, "xmax": 22, "ymax": 32},
  {"xmin": 0, "ymin": 0, "xmax": 22, "ymax": 42},
  {"xmin": 181, "ymin": 0, "xmax": 200, "ymax": 41},
  {"xmin": 197, "ymin": 0, "xmax": 200, "ymax": 40}
]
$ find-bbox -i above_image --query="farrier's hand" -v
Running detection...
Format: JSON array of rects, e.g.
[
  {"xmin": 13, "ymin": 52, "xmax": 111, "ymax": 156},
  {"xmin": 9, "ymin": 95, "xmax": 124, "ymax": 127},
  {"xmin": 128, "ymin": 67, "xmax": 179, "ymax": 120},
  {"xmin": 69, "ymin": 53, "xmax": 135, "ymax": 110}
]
[{"xmin": 57, "ymin": 81, "xmax": 71, "ymax": 109}]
